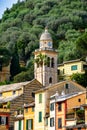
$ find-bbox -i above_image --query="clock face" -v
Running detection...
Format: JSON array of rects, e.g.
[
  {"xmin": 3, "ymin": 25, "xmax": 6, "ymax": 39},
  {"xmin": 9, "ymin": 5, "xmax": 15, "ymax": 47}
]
[{"xmin": 48, "ymin": 42, "xmax": 52, "ymax": 47}]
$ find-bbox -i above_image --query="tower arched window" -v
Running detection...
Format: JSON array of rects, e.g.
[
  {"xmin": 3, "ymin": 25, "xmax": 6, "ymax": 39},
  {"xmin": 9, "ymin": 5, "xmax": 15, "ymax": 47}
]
[
  {"xmin": 51, "ymin": 58, "xmax": 54, "ymax": 68},
  {"xmin": 49, "ymin": 77, "xmax": 52, "ymax": 84},
  {"xmin": 47, "ymin": 57, "xmax": 50, "ymax": 67}
]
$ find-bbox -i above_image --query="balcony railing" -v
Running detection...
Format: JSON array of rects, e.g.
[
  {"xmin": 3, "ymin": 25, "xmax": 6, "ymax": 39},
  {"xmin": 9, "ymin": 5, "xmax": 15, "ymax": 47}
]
[
  {"xmin": 0, "ymin": 108, "xmax": 10, "ymax": 112},
  {"xmin": 66, "ymin": 109, "xmax": 85, "ymax": 125}
]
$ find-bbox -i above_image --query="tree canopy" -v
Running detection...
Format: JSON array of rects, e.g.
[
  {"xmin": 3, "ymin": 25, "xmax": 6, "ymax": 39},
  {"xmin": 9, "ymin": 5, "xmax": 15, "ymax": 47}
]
[{"xmin": 0, "ymin": 0, "xmax": 87, "ymax": 83}]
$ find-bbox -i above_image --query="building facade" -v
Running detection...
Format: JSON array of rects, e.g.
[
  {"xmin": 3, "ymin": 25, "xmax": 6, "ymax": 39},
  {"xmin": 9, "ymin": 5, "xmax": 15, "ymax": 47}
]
[{"xmin": 58, "ymin": 59, "xmax": 87, "ymax": 80}]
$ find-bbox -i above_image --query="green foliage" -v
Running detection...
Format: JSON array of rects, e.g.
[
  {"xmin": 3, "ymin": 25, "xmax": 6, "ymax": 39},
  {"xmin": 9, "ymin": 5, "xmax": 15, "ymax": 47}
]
[
  {"xmin": 7, "ymin": 101, "xmax": 10, "ymax": 108},
  {"xmin": 14, "ymin": 67, "xmax": 34, "ymax": 82},
  {"xmin": 10, "ymin": 44, "xmax": 20, "ymax": 79},
  {"xmin": 75, "ymin": 32, "xmax": 87, "ymax": 56},
  {"xmin": 0, "ymin": 47, "xmax": 11, "ymax": 66},
  {"xmin": 76, "ymin": 109, "xmax": 85, "ymax": 117},
  {"xmin": 71, "ymin": 73, "xmax": 87, "ymax": 87}
]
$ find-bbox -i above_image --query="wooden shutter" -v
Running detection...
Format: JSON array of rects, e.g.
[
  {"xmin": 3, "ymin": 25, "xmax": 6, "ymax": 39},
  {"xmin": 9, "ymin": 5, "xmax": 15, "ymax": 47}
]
[
  {"xmin": 26, "ymin": 120, "xmax": 28, "ymax": 130},
  {"xmin": 6, "ymin": 117, "xmax": 8, "ymax": 125}
]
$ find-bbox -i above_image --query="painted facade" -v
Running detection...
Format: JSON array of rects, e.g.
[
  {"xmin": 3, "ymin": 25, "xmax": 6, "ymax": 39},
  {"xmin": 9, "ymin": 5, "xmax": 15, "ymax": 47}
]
[
  {"xmin": 0, "ymin": 79, "xmax": 42, "ymax": 130},
  {"xmin": 58, "ymin": 59, "xmax": 87, "ymax": 80}
]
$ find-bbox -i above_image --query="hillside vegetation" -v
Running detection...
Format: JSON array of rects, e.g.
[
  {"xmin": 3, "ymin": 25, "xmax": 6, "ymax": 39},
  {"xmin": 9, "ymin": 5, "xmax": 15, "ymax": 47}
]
[{"xmin": 0, "ymin": 0, "xmax": 87, "ymax": 82}]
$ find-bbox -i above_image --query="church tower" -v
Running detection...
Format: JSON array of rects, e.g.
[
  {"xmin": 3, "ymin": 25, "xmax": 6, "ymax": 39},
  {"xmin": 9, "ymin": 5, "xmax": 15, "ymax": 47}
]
[{"xmin": 34, "ymin": 27, "xmax": 58, "ymax": 87}]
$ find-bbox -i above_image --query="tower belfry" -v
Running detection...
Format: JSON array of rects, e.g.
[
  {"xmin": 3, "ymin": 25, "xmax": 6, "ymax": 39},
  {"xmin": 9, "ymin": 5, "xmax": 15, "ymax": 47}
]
[{"xmin": 34, "ymin": 28, "xmax": 58, "ymax": 87}]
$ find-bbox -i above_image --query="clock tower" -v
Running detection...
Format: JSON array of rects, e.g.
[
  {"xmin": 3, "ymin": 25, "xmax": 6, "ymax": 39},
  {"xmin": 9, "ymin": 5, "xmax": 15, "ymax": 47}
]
[{"xmin": 34, "ymin": 27, "xmax": 58, "ymax": 87}]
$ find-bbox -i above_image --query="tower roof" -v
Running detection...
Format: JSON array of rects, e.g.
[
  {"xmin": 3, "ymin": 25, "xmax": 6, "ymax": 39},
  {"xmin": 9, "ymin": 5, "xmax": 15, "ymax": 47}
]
[{"xmin": 40, "ymin": 27, "xmax": 52, "ymax": 41}]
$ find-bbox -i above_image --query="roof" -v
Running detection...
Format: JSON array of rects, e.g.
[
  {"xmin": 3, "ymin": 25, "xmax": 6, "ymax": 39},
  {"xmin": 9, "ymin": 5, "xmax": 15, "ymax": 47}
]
[
  {"xmin": 0, "ymin": 81, "xmax": 30, "ymax": 93},
  {"xmin": 58, "ymin": 59, "xmax": 86, "ymax": 66},
  {"xmin": 0, "ymin": 79, "xmax": 42, "ymax": 93},
  {"xmin": 24, "ymin": 102, "xmax": 35, "ymax": 108},
  {"xmin": 40, "ymin": 28, "xmax": 52, "ymax": 41},
  {"xmin": 50, "ymin": 91, "xmax": 85, "ymax": 102},
  {"xmin": 35, "ymin": 80, "xmax": 85, "ymax": 96},
  {"xmin": 0, "ymin": 94, "xmax": 22, "ymax": 103}
]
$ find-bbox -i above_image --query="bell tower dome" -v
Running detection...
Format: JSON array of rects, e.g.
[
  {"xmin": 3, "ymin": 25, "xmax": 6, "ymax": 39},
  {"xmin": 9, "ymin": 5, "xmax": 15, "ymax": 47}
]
[
  {"xmin": 40, "ymin": 27, "xmax": 53, "ymax": 49},
  {"xmin": 34, "ymin": 27, "xmax": 58, "ymax": 87}
]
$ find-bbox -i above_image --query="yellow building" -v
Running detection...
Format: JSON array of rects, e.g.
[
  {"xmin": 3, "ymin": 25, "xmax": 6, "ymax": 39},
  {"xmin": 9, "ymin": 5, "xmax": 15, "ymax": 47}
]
[
  {"xmin": 0, "ymin": 79, "xmax": 42, "ymax": 130},
  {"xmin": 24, "ymin": 102, "xmax": 35, "ymax": 130},
  {"xmin": 58, "ymin": 59, "xmax": 87, "ymax": 80}
]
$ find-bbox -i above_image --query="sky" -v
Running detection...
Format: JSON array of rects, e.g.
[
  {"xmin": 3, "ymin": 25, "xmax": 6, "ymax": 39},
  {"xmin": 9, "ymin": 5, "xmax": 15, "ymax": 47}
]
[{"xmin": 0, "ymin": 0, "xmax": 23, "ymax": 18}]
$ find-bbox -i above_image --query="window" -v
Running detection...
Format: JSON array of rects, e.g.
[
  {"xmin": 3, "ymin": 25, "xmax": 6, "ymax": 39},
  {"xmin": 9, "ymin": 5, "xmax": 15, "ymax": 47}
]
[
  {"xmin": 51, "ymin": 58, "xmax": 54, "ymax": 68},
  {"xmin": 58, "ymin": 118, "xmax": 62, "ymax": 128},
  {"xmin": 26, "ymin": 119, "xmax": 33, "ymax": 130},
  {"xmin": 0, "ymin": 116, "xmax": 8, "ymax": 125},
  {"xmin": 39, "ymin": 112, "xmax": 42, "ymax": 122},
  {"xmin": 32, "ymin": 107, "xmax": 34, "ymax": 112},
  {"xmin": 71, "ymin": 65, "xmax": 77, "ymax": 70},
  {"xmin": 25, "ymin": 108, "xmax": 28, "ymax": 113},
  {"xmin": 32, "ymin": 92, "xmax": 35, "ymax": 98},
  {"xmin": 50, "ymin": 103, "xmax": 54, "ymax": 111},
  {"xmin": 47, "ymin": 57, "xmax": 50, "ymax": 67},
  {"xmin": 78, "ymin": 98, "xmax": 81, "ymax": 102},
  {"xmin": 45, "ymin": 118, "xmax": 48, "ymax": 126},
  {"xmin": 39, "ymin": 94, "xmax": 42, "ymax": 103},
  {"xmin": 13, "ymin": 91, "xmax": 16, "ymax": 95},
  {"xmin": 49, "ymin": 77, "xmax": 52, "ymax": 84},
  {"xmin": 58, "ymin": 103, "xmax": 62, "ymax": 111},
  {"xmin": 57, "ymin": 69, "xmax": 60, "ymax": 75},
  {"xmin": 50, "ymin": 118, "xmax": 54, "ymax": 127},
  {"xmin": 65, "ymin": 83, "xmax": 69, "ymax": 89}
]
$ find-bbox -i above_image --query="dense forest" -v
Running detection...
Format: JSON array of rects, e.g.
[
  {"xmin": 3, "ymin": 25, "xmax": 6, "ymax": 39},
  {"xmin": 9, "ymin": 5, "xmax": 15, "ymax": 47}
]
[{"xmin": 0, "ymin": 0, "xmax": 87, "ymax": 83}]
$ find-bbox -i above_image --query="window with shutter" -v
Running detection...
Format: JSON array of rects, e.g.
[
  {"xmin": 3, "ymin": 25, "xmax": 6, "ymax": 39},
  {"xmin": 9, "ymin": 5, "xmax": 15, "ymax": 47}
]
[
  {"xmin": 26, "ymin": 119, "xmax": 33, "ymax": 130},
  {"xmin": 29, "ymin": 119, "xmax": 33, "ymax": 129},
  {"xmin": 26, "ymin": 120, "xmax": 28, "ymax": 130},
  {"xmin": 39, "ymin": 112, "xmax": 42, "ymax": 122},
  {"xmin": 58, "ymin": 118, "xmax": 62, "ymax": 128},
  {"xmin": 39, "ymin": 94, "xmax": 42, "ymax": 103},
  {"xmin": 50, "ymin": 103, "xmax": 54, "ymax": 111},
  {"xmin": 19, "ymin": 120, "xmax": 21, "ymax": 130},
  {"xmin": 50, "ymin": 118, "xmax": 54, "ymax": 127}
]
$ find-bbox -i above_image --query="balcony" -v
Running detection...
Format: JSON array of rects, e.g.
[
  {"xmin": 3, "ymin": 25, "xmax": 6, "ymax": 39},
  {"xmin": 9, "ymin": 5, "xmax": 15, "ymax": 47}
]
[
  {"xmin": 0, "ymin": 108, "xmax": 10, "ymax": 113},
  {"xmin": 66, "ymin": 108, "xmax": 85, "ymax": 126},
  {"xmin": 14, "ymin": 109, "xmax": 24, "ymax": 119}
]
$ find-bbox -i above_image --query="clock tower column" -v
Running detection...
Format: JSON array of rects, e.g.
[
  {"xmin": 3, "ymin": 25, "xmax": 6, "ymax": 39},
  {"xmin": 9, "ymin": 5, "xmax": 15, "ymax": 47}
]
[{"xmin": 34, "ymin": 27, "xmax": 58, "ymax": 87}]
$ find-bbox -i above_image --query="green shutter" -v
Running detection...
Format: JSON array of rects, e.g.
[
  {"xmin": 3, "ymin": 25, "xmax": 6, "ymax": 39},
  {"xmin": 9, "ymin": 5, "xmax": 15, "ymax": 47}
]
[
  {"xmin": 39, "ymin": 94, "xmax": 42, "ymax": 103},
  {"xmin": 26, "ymin": 120, "xmax": 28, "ymax": 130},
  {"xmin": 39, "ymin": 112, "xmax": 42, "ymax": 122},
  {"xmin": 19, "ymin": 120, "xmax": 21, "ymax": 130}
]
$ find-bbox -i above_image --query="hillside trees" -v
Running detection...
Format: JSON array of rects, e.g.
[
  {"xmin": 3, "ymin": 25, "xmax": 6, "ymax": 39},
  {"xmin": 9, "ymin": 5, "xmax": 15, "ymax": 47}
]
[
  {"xmin": 10, "ymin": 44, "xmax": 20, "ymax": 80},
  {"xmin": 0, "ymin": 0, "xmax": 87, "ymax": 82}
]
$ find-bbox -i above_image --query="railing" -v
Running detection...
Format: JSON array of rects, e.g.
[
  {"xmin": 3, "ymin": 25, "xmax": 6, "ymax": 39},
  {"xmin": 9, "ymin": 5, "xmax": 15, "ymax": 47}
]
[{"xmin": 66, "ymin": 112, "xmax": 75, "ymax": 119}]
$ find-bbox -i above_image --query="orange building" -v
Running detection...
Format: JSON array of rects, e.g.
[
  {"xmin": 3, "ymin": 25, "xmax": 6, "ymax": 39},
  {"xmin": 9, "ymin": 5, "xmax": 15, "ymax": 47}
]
[{"xmin": 55, "ymin": 92, "xmax": 86, "ymax": 130}]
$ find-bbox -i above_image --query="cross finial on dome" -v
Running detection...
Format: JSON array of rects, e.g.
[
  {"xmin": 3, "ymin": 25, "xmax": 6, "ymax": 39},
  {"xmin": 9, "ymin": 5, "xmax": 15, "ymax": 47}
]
[{"xmin": 45, "ymin": 26, "xmax": 48, "ymax": 33}]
